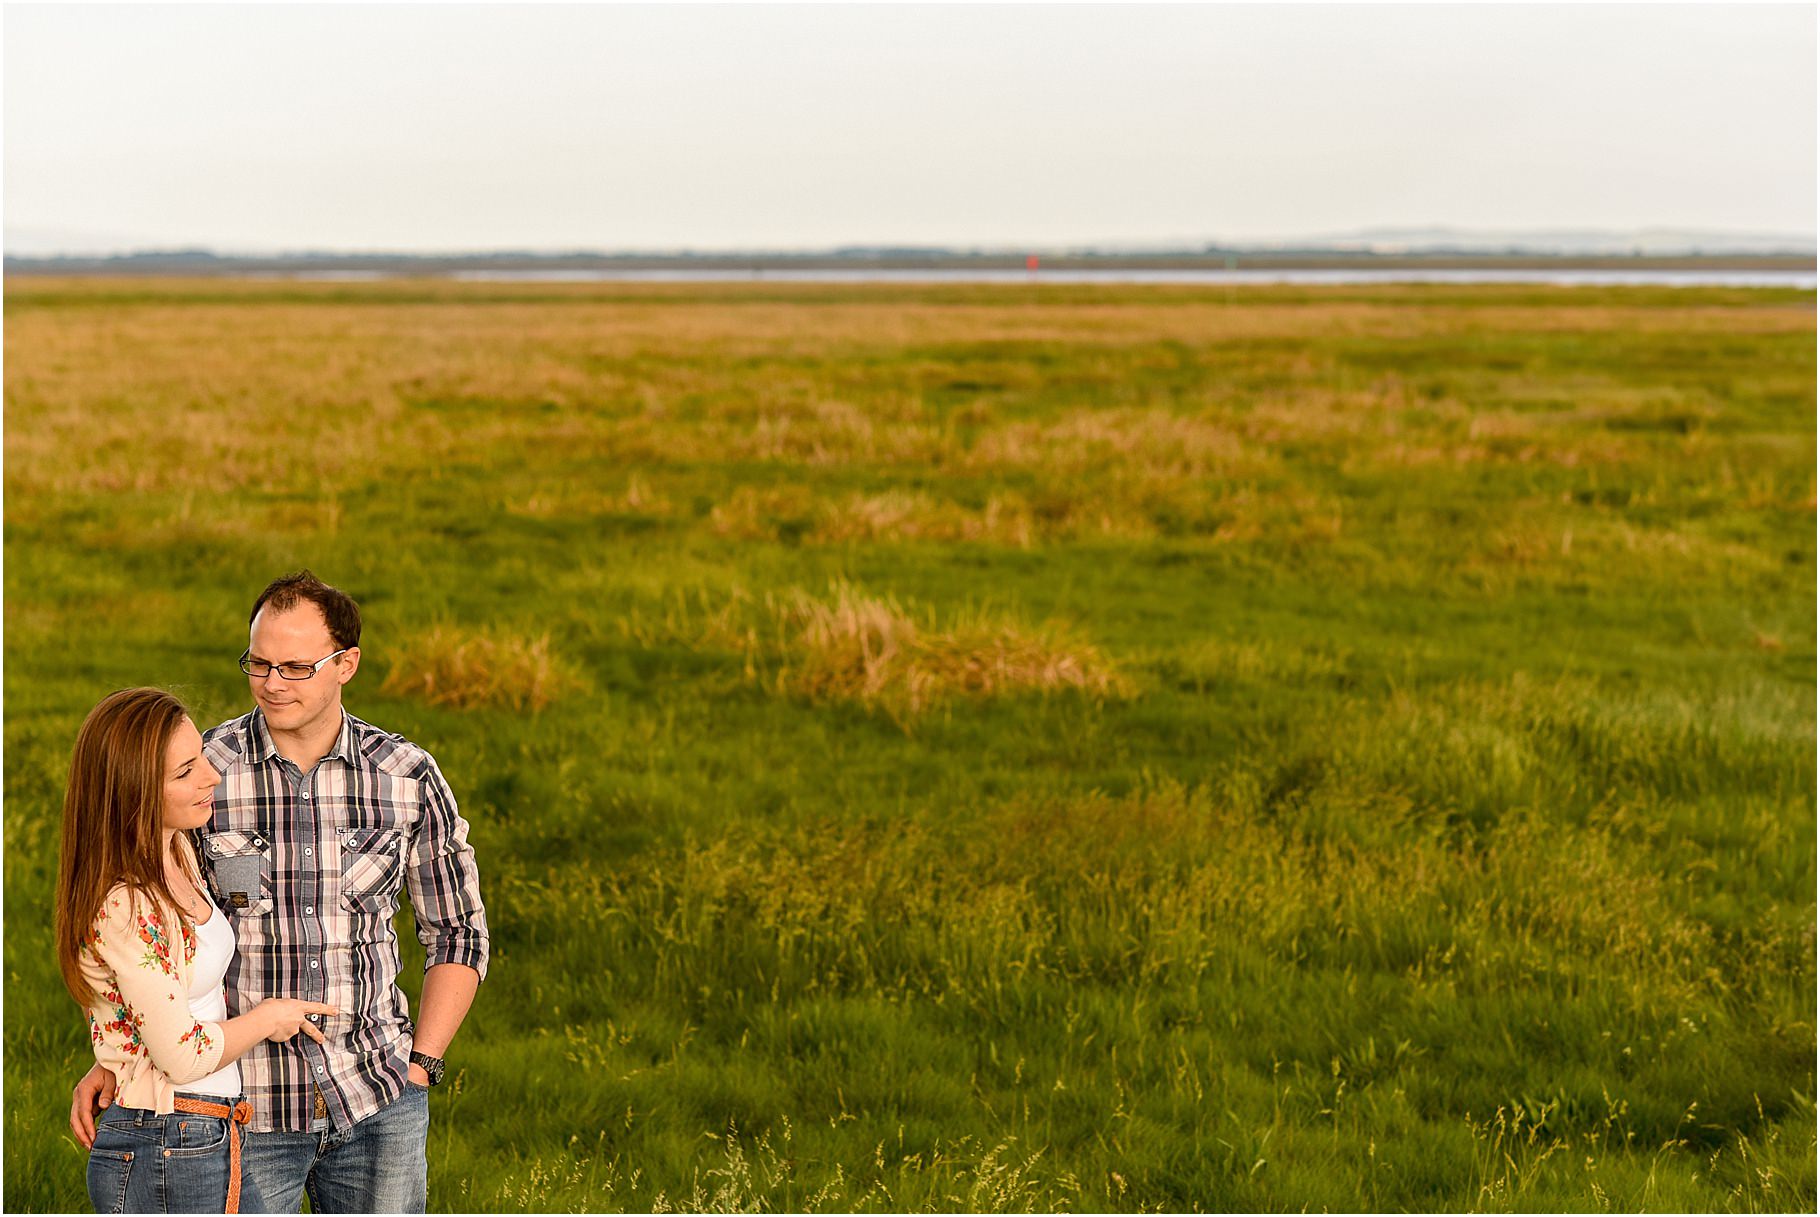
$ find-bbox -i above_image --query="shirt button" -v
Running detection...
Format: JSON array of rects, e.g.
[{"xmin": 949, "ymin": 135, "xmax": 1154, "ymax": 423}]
[
  {"xmin": 304, "ymin": 907, "xmax": 313, "ymax": 915},
  {"xmin": 310, "ymin": 960, "xmax": 320, "ymax": 969},
  {"xmin": 304, "ymin": 848, "xmax": 313, "ymax": 857},
  {"xmin": 316, "ymin": 1066, "xmax": 326, "ymax": 1075}
]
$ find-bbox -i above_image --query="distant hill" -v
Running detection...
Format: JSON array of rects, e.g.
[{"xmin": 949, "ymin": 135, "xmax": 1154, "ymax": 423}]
[
  {"xmin": 6, "ymin": 225, "xmax": 1815, "ymax": 264},
  {"xmin": 1263, "ymin": 227, "xmax": 1817, "ymax": 257}
]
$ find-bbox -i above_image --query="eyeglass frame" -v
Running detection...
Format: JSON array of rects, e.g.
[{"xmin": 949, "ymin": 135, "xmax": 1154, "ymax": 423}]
[{"xmin": 239, "ymin": 647, "xmax": 354, "ymax": 681}]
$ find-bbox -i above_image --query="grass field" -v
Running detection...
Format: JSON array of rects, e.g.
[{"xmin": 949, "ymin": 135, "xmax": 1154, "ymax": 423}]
[{"xmin": 4, "ymin": 277, "xmax": 1814, "ymax": 1212}]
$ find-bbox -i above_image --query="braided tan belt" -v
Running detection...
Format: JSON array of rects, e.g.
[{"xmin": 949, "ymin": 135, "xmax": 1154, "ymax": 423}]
[{"xmin": 171, "ymin": 1096, "xmax": 254, "ymax": 1213}]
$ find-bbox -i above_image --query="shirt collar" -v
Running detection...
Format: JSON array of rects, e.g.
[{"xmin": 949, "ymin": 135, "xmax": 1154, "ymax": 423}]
[
  {"xmin": 326, "ymin": 713, "xmax": 359, "ymax": 764},
  {"xmin": 247, "ymin": 707, "xmax": 357, "ymax": 768}
]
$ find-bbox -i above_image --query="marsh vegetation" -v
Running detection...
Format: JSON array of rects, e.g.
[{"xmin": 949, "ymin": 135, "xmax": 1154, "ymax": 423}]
[{"xmin": 4, "ymin": 278, "xmax": 1813, "ymax": 1210}]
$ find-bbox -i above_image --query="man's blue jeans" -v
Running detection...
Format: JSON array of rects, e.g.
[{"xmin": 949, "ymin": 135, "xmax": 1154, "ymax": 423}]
[{"xmin": 240, "ymin": 1085, "xmax": 430, "ymax": 1213}]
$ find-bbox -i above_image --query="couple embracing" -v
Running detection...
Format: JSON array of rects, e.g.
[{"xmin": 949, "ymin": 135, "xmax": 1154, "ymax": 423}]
[{"xmin": 57, "ymin": 572, "xmax": 490, "ymax": 1213}]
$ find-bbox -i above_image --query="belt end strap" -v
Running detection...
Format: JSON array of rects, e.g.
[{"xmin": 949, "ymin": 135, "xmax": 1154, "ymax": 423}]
[{"xmin": 172, "ymin": 1096, "xmax": 253, "ymax": 1213}]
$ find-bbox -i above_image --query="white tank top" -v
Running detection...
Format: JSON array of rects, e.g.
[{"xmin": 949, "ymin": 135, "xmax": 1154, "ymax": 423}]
[{"xmin": 183, "ymin": 896, "xmax": 244, "ymax": 1098}]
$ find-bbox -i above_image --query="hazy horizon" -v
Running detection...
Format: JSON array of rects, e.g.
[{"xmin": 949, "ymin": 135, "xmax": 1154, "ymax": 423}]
[
  {"xmin": 6, "ymin": 223, "xmax": 1817, "ymax": 261},
  {"xmin": 6, "ymin": 4, "xmax": 1815, "ymax": 253}
]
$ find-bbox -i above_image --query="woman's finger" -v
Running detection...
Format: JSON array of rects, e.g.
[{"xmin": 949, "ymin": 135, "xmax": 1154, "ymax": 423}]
[
  {"xmin": 71, "ymin": 1080, "xmax": 102, "ymax": 1148},
  {"xmin": 299, "ymin": 1020, "xmax": 327, "ymax": 1046},
  {"xmin": 70, "ymin": 1094, "xmax": 94, "ymax": 1148}
]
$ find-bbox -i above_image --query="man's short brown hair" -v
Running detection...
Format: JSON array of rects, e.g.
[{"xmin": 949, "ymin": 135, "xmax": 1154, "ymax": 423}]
[{"xmin": 250, "ymin": 571, "xmax": 362, "ymax": 651}]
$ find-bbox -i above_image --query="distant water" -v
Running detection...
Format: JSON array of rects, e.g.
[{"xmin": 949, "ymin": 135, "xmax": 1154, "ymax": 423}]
[
  {"xmin": 414, "ymin": 268, "xmax": 1815, "ymax": 288},
  {"xmin": 285, "ymin": 267, "xmax": 1817, "ymax": 288}
]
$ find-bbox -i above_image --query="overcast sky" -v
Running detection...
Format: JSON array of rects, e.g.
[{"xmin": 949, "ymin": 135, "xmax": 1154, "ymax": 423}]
[{"xmin": 4, "ymin": 2, "xmax": 1814, "ymax": 253}]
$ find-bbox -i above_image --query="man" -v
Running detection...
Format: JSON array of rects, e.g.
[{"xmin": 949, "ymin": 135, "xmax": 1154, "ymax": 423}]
[{"xmin": 71, "ymin": 571, "xmax": 490, "ymax": 1213}]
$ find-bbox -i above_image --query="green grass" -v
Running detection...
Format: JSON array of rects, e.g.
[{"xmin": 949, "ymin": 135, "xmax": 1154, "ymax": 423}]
[{"xmin": 4, "ymin": 279, "xmax": 1814, "ymax": 1211}]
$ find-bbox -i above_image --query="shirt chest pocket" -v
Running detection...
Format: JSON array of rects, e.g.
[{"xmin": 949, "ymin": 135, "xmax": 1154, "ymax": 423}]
[
  {"xmin": 339, "ymin": 826, "xmax": 405, "ymax": 913},
  {"xmin": 204, "ymin": 830, "xmax": 273, "ymax": 918}
]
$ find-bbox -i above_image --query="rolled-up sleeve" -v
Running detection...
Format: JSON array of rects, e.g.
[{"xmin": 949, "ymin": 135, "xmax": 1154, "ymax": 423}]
[
  {"xmin": 90, "ymin": 891, "xmax": 227, "ymax": 1085},
  {"xmin": 406, "ymin": 754, "xmax": 490, "ymax": 980}
]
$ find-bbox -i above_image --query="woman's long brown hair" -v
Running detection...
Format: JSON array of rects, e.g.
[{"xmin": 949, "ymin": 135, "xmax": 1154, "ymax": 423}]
[{"xmin": 55, "ymin": 687, "xmax": 203, "ymax": 1006}]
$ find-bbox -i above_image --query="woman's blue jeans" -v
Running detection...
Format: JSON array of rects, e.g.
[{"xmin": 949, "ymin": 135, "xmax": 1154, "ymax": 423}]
[{"xmin": 87, "ymin": 1095, "xmax": 266, "ymax": 1214}]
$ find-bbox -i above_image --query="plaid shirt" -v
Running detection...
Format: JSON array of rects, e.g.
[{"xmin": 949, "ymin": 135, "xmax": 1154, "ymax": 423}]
[{"xmin": 199, "ymin": 708, "xmax": 489, "ymax": 1133}]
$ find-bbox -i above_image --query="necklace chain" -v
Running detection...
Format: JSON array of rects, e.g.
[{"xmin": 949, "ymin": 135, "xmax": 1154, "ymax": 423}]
[{"xmin": 166, "ymin": 841, "xmax": 209, "ymax": 919}]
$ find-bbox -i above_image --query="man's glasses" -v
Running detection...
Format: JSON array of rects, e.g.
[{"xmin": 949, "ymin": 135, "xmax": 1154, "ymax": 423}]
[{"xmin": 239, "ymin": 648, "xmax": 351, "ymax": 680}]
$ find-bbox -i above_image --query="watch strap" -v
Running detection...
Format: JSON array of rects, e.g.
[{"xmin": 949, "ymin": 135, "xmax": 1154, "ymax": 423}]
[{"xmin": 409, "ymin": 1051, "xmax": 445, "ymax": 1086}]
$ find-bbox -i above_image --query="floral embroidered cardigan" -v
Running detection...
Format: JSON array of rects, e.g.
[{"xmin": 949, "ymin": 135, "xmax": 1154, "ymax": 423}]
[{"xmin": 78, "ymin": 837, "xmax": 228, "ymax": 1114}]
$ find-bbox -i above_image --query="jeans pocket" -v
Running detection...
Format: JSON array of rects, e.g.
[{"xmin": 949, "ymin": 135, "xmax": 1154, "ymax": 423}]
[
  {"xmin": 86, "ymin": 1145, "xmax": 136, "ymax": 1215},
  {"xmin": 93, "ymin": 1111, "xmax": 163, "ymax": 1147},
  {"xmin": 170, "ymin": 1114, "xmax": 230, "ymax": 1156}
]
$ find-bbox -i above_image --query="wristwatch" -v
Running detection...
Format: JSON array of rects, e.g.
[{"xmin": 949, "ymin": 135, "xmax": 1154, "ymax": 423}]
[{"xmin": 409, "ymin": 1051, "xmax": 446, "ymax": 1087}]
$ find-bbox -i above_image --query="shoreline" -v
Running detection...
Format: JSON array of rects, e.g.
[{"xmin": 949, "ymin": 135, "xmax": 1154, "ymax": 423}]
[{"xmin": 7, "ymin": 251, "xmax": 1814, "ymax": 278}]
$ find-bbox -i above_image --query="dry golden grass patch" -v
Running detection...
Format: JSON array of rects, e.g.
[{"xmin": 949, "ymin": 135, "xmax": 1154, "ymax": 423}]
[
  {"xmin": 7, "ymin": 304, "xmax": 444, "ymax": 494},
  {"xmin": 45, "ymin": 493, "xmax": 348, "ymax": 548},
  {"xmin": 711, "ymin": 485, "xmax": 1043, "ymax": 546},
  {"xmin": 691, "ymin": 582, "xmax": 1131, "ymax": 721},
  {"xmin": 599, "ymin": 401, "xmax": 949, "ymax": 469},
  {"xmin": 963, "ymin": 407, "xmax": 1264, "ymax": 478},
  {"xmin": 1455, "ymin": 516, "xmax": 1778, "ymax": 587},
  {"xmin": 1360, "ymin": 439, "xmax": 1634, "ymax": 469},
  {"xmin": 704, "ymin": 479, "xmax": 1352, "ymax": 548},
  {"xmin": 9, "ymin": 278, "xmax": 1806, "ymax": 505},
  {"xmin": 379, "ymin": 626, "xmax": 583, "ymax": 711},
  {"xmin": 1238, "ymin": 386, "xmax": 1400, "ymax": 447},
  {"xmin": 1237, "ymin": 376, "xmax": 1653, "ymax": 470},
  {"xmin": 1739, "ymin": 470, "xmax": 1817, "ymax": 513},
  {"xmin": 1466, "ymin": 409, "xmax": 1634, "ymax": 453},
  {"xmin": 1437, "ymin": 302, "xmax": 1818, "ymax": 338},
  {"xmin": 741, "ymin": 398, "xmax": 880, "ymax": 464},
  {"xmin": 707, "ymin": 485, "xmax": 819, "ymax": 538},
  {"xmin": 815, "ymin": 490, "xmax": 1041, "ymax": 547},
  {"xmin": 777, "ymin": 583, "xmax": 1130, "ymax": 716},
  {"xmin": 505, "ymin": 474, "xmax": 676, "ymax": 521}
]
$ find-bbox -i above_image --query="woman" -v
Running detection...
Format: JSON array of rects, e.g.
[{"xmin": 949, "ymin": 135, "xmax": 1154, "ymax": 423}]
[{"xmin": 56, "ymin": 688, "xmax": 335, "ymax": 1214}]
